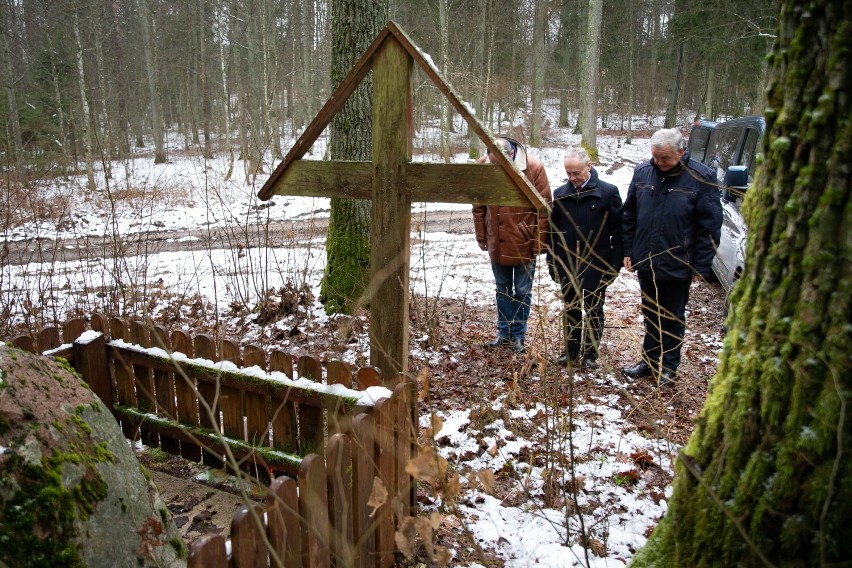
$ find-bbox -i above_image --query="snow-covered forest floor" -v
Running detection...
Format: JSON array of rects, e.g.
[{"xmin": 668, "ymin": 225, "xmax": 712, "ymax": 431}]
[{"xmin": 1, "ymin": 121, "xmax": 729, "ymax": 566}]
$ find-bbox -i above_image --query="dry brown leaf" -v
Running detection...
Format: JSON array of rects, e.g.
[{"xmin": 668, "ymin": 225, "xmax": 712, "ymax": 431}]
[
  {"xmin": 615, "ymin": 452, "xmax": 630, "ymax": 463},
  {"xmin": 487, "ymin": 443, "xmax": 498, "ymax": 457},
  {"xmin": 478, "ymin": 469, "xmax": 495, "ymax": 494},
  {"xmin": 443, "ymin": 472, "xmax": 461, "ymax": 500},
  {"xmin": 417, "ymin": 367, "xmax": 431, "ymax": 402},
  {"xmin": 405, "ymin": 446, "xmax": 447, "ymax": 484},
  {"xmin": 429, "ymin": 511, "xmax": 444, "ymax": 529},
  {"xmin": 367, "ymin": 476, "xmax": 388, "ymax": 518},
  {"xmin": 430, "ymin": 413, "xmax": 444, "ymax": 437},
  {"xmin": 394, "ymin": 516, "xmax": 418, "ymax": 559},
  {"xmin": 414, "ymin": 516, "xmax": 435, "ymax": 559},
  {"xmin": 434, "ymin": 545, "xmax": 452, "ymax": 566}
]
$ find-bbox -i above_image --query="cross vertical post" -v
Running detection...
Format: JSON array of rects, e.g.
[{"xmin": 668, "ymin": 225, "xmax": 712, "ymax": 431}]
[{"xmin": 369, "ymin": 38, "xmax": 413, "ymax": 378}]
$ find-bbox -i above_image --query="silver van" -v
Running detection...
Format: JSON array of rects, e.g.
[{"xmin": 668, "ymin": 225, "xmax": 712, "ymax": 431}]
[{"xmin": 687, "ymin": 116, "xmax": 765, "ymax": 295}]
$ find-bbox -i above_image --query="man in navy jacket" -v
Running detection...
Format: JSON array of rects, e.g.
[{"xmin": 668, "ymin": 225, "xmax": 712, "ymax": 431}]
[
  {"xmin": 621, "ymin": 128, "xmax": 722, "ymax": 386},
  {"xmin": 548, "ymin": 148, "xmax": 622, "ymax": 369}
]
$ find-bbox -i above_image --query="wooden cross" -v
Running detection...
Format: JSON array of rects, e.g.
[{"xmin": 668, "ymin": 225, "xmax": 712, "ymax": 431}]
[{"xmin": 258, "ymin": 22, "xmax": 548, "ymax": 379}]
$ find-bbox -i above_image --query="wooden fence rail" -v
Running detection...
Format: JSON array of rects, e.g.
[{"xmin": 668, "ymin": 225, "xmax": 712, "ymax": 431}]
[{"xmin": 6, "ymin": 315, "xmax": 417, "ymax": 567}]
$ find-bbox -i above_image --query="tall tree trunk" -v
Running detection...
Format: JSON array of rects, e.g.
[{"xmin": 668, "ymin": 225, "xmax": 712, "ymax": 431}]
[
  {"xmin": 73, "ymin": 11, "xmax": 96, "ymax": 190},
  {"xmin": 320, "ymin": 0, "xmax": 387, "ymax": 314},
  {"xmin": 136, "ymin": 0, "xmax": 166, "ymax": 163},
  {"xmin": 468, "ymin": 0, "xmax": 490, "ymax": 159},
  {"xmin": 199, "ymin": 0, "xmax": 213, "ymax": 159},
  {"xmin": 580, "ymin": 0, "xmax": 602, "ymax": 159},
  {"xmin": 218, "ymin": 0, "xmax": 234, "ymax": 178},
  {"xmin": 556, "ymin": 0, "xmax": 572, "ymax": 128},
  {"xmin": 94, "ymin": 31, "xmax": 113, "ymax": 178},
  {"xmin": 626, "ymin": 0, "xmax": 634, "ymax": 144},
  {"xmin": 438, "ymin": 0, "xmax": 451, "ymax": 162},
  {"xmin": 663, "ymin": 42, "xmax": 683, "ymax": 128},
  {"xmin": 1, "ymin": 0, "xmax": 25, "ymax": 177},
  {"xmin": 633, "ymin": 0, "xmax": 852, "ymax": 564},
  {"xmin": 529, "ymin": 0, "xmax": 546, "ymax": 146}
]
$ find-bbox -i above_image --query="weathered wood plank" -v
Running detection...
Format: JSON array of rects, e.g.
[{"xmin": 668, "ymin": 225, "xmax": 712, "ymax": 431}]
[
  {"xmin": 351, "ymin": 414, "xmax": 376, "ymax": 568},
  {"xmin": 297, "ymin": 355, "xmax": 325, "ymax": 456},
  {"xmin": 171, "ymin": 329, "xmax": 202, "ymax": 462},
  {"xmin": 188, "ymin": 534, "xmax": 228, "ymax": 568},
  {"xmin": 112, "ymin": 406, "xmax": 301, "ymax": 476},
  {"xmin": 269, "ymin": 159, "xmax": 534, "ymax": 207},
  {"xmin": 231, "ymin": 505, "xmax": 267, "ymax": 568},
  {"xmin": 218, "ymin": 339, "xmax": 244, "ymax": 446},
  {"xmin": 130, "ymin": 320, "xmax": 157, "ymax": 447},
  {"xmin": 355, "ymin": 366, "xmax": 383, "ymax": 389},
  {"xmin": 299, "ymin": 454, "xmax": 331, "ymax": 568},
  {"xmin": 374, "ymin": 397, "xmax": 395, "ymax": 566},
  {"xmin": 370, "ymin": 36, "xmax": 412, "ymax": 380},
  {"xmin": 106, "ymin": 346, "xmax": 371, "ymax": 413},
  {"xmin": 109, "ymin": 318, "xmax": 138, "ymax": 440},
  {"xmin": 328, "ymin": 433, "xmax": 355, "ymax": 567},
  {"xmin": 153, "ymin": 325, "xmax": 180, "ymax": 454},
  {"xmin": 269, "ymin": 351, "xmax": 298, "ymax": 456},
  {"xmin": 62, "ymin": 318, "xmax": 85, "ymax": 344},
  {"xmin": 267, "ymin": 476, "xmax": 301, "ymax": 568},
  {"xmin": 72, "ymin": 333, "xmax": 114, "ymax": 414},
  {"xmin": 38, "ymin": 326, "xmax": 60, "ymax": 352},
  {"xmin": 193, "ymin": 333, "xmax": 222, "ymax": 468}
]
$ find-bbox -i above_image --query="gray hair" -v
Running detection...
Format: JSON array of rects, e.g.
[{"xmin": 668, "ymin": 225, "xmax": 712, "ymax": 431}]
[
  {"xmin": 565, "ymin": 147, "xmax": 591, "ymax": 165},
  {"xmin": 650, "ymin": 128, "xmax": 685, "ymax": 151}
]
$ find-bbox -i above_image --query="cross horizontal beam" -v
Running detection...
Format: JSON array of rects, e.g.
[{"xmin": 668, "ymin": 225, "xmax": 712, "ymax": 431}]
[{"xmin": 265, "ymin": 161, "xmax": 539, "ymax": 208}]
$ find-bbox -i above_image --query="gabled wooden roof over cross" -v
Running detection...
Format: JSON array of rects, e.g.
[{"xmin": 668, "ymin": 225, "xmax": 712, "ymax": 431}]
[{"xmin": 259, "ymin": 21, "xmax": 548, "ymax": 379}]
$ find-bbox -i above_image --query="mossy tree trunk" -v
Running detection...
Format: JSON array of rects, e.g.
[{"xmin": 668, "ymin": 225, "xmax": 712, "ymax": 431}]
[
  {"xmin": 320, "ymin": 0, "xmax": 387, "ymax": 314},
  {"xmin": 632, "ymin": 1, "xmax": 851, "ymax": 566}
]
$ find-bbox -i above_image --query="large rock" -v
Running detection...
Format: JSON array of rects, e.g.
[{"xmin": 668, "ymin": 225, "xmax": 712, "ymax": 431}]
[{"xmin": 0, "ymin": 346, "xmax": 186, "ymax": 567}]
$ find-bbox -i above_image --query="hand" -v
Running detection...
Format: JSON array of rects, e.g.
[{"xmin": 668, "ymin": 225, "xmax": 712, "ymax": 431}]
[
  {"xmin": 692, "ymin": 274, "xmax": 703, "ymax": 284},
  {"xmin": 623, "ymin": 257, "xmax": 633, "ymax": 271},
  {"xmin": 479, "ymin": 242, "xmax": 488, "ymax": 251}
]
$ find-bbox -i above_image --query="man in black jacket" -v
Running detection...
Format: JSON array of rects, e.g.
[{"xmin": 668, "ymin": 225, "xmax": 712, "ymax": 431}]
[
  {"xmin": 548, "ymin": 148, "xmax": 623, "ymax": 369},
  {"xmin": 621, "ymin": 128, "xmax": 722, "ymax": 386}
]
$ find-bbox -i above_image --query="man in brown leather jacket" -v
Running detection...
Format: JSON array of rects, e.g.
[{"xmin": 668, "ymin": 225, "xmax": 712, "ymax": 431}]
[{"xmin": 473, "ymin": 137, "xmax": 552, "ymax": 353}]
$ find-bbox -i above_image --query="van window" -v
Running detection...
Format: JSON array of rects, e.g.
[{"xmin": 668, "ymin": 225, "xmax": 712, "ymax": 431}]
[
  {"xmin": 740, "ymin": 128, "xmax": 761, "ymax": 182},
  {"xmin": 711, "ymin": 126, "xmax": 743, "ymax": 181},
  {"xmin": 689, "ymin": 127, "xmax": 712, "ymax": 162}
]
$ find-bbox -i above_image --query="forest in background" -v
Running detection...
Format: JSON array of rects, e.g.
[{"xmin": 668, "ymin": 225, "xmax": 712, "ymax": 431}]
[{"xmin": 0, "ymin": 0, "xmax": 775, "ymax": 182}]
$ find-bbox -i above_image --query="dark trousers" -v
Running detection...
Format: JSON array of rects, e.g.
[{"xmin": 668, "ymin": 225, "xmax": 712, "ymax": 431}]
[
  {"xmin": 562, "ymin": 285, "xmax": 607, "ymax": 361},
  {"xmin": 638, "ymin": 273, "xmax": 691, "ymax": 373}
]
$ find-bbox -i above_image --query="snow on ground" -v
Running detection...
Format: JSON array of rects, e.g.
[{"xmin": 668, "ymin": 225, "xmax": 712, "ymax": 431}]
[{"xmin": 1, "ymin": 125, "xmax": 686, "ymax": 566}]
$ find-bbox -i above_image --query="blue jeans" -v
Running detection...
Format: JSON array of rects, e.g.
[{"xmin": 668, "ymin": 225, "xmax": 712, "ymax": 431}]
[{"xmin": 491, "ymin": 260, "xmax": 535, "ymax": 342}]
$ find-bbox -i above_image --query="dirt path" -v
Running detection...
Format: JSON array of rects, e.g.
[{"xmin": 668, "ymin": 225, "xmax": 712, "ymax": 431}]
[{"xmin": 2, "ymin": 210, "xmax": 475, "ymax": 266}]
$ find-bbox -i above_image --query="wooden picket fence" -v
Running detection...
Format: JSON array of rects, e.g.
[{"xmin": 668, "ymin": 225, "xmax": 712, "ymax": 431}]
[{"xmin": 7, "ymin": 315, "xmax": 417, "ymax": 567}]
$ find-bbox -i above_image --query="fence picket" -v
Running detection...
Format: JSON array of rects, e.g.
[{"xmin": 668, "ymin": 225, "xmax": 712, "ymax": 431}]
[
  {"xmin": 10, "ymin": 334, "xmax": 35, "ymax": 353},
  {"xmin": 171, "ymin": 329, "xmax": 202, "ymax": 462},
  {"xmin": 327, "ymin": 433, "xmax": 355, "ymax": 567},
  {"xmin": 62, "ymin": 318, "xmax": 85, "ymax": 344},
  {"xmin": 109, "ymin": 318, "xmax": 138, "ymax": 440},
  {"xmin": 327, "ymin": 360, "xmax": 353, "ymax": 437},
  {"xmin": 188, "ymin": 534, "xmax": 228, "ymax": 568},
  {"xmin": 351, "ymin": 414, "xmax": 376, "ymax": 568},
  {"xmin": 231, "ymin": 504, "xmax": 267, "ymax": 568},
  {"xmin": 356, "ymin": 366, "xmax": 383, "ymax": 389},
  {"xmin": 131, "ymin": 320, "xmax": 157, "ymax": 447},
  {"xmin": 299, "ymin": 454, "xmax": 331, "ymax": 568},
  {"xmin": 267, "ymin": 476, "xmax": 301, "ymax": 568},
  {"xmin": 242, "ymin": 344, "xmax": 272, "ymax": 481},
  {"xmin": 297, "ymin": 355, "xmax": 325, "ymax": 456},
  {"xmin": 152, "ymin": 325, "xmax": 180, "ymax": 455},
  {"xmin": 218, "ymin": 339, "xmax": 245, "ymax": 459},
  {"xmin": 374, "ymin": 397, "xmax": 396, "ymax": 567},
  {"xmin": 38, "ymin": 326, "xmax": 60, "ymax": 351},
  {"xmin": 193, "ymin": 333, "xmax": 223, "ymax": 468}
]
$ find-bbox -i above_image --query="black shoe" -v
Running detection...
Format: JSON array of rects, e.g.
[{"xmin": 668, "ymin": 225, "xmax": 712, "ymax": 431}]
[
  {"xmin": 486, "ymin": 337, "xmax": 512, "ymax": 348},
  {"xmin": 659, "ymin": 370, "xmax": 676, "ymax": 387},
  {"xmin": 511, "ymin": 339, "xmax": 526, "ymax": 354},
  {"xmin": 556, "ymin": 351, "xmax": 578, "ymax": 366},
  {"xmin": 622, "ymin": 361, "xmax": 653, "ymax": 378},
  {"xmin": 581, "ymin": 358, "xmax": 598, "ymax": 370}
]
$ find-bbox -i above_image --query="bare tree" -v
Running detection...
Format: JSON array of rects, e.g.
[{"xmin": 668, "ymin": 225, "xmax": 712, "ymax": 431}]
[{"xmin": 580, "ymin": 0, "xmax": 602, "ymax": 158}]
